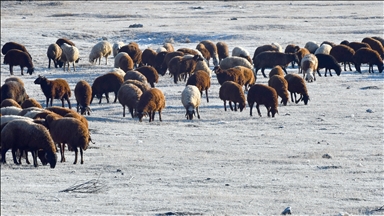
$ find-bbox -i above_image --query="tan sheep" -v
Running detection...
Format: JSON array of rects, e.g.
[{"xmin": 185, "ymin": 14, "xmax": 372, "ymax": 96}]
[
  {"xmin": 268, "ymin": 75, "xmax": 289, "ymax": 106},
  {"xmin": 219, "ymin": 81, "xmax": 246, "ymax": 112},
  {"xmin": 117, "ymin": 83, "xmax": 143, "ymax": 118},
  {"xmin": 136, "ymin": 88, "xmax": 166, "ymax": 122}
]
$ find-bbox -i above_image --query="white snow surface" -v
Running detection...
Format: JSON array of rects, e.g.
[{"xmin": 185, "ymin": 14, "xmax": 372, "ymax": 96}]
[{"xmin": 1, "ymin": 1, "xmax": 383, "ymax": 215}]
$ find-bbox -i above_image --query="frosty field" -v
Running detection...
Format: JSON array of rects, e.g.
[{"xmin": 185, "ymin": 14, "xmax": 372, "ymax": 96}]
[{"xmin": 1, "ymin": 1, "xmax": 383, "ymax": 215}]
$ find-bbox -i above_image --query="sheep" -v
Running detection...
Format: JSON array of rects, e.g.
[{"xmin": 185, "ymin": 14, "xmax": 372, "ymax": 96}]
[
  {"xmin": 304, "ymin": 41, "xmax": 319, "ymax": 54},
  {"xmin": 341, "ymin": 41, "xmax": 371, "ymax": 52},
  {"xmin": 161, "ymin": 51, "xmax": 185, "ymax": 76},
  {"xmin": 216, "ymin": 41, "xmax": 229, "ymax": 64},
  {"xmin": 219, "ymin": 81, "xmax": 246, "ymax": 112},
  {"xmin": 153, "ymin": 51, "xmax": 168, "ymax": 75},
  {"xmin": 253, "ymin": 51, "xmax": 299, "ymax": 78},
  {"xmin": 247, "ymin": 84, "xmax": 278, "ymax": 117},
  {"xmin": 233, "ymin": 65, "xmax": 256, "ymax": 91},
  {"xmin": 213, "ymin": 65, "xmax": 245, "ymax": 86},
  {"xmin": 362, "ymin": 37, "xmax": 384, "ymax": 58},
  {"xmin": 372, "ymin": 36, "xmax": 384, "ymax": 47},
  {"xmin": 329, "ymin": 44, "xmax": 355, "ymax": 71},
  {"xmin": 124, "ymin": 70, "xmax": 148, "ymax": 83},
  {"xmin": 21, "ymin": 98, "xmax": 43, "ymax": 109},
  {"xmin": 156, "ymin": 47, "xmax": 167, "ymax": 53},
  {"xmin": 3, "ymin": 49, "xmax": 34, "ymax": 75},
  {"xmin": 89, "ymin": 41, "xmax": 113, "ymax": 65},
  {"xmin": 194, "ymin": 57, "xmax": 212, "ymax": 77},
  {"xmin": 45, "ymin": 114, "xmax": 90, "ymax": 164},
  {"xmin": 173, "ymin": 54, "xmax": 204, "ymax": 84},
  {"xmin": 4, "ymin": 77, "xmax": 24, "ymax": 87},
  {"xmin": 56, "ymin": 38, "xmax": 75, "ymax": 47},
  {"xmin": 314, "ymin": 44, "xmax": 332, "ymax": 55},
  {"xmin": 199, "ymin": 40, "xmax": 219, "ymax": 66},
  {"xmin": 118, "ymin": 43, "xmax": 142, "ymax": 68},
  {"xmin": 17, "ymin": 107, "xmax": 53, "ymax": 119},
  {"xmin": 1, "ymin": 99, "xmax": 22, "ymax": 108},
  {"xmin": 1, "ymin": 80, "xmax": 28, "ymax": 105},
  {"xmin": 268, "ymin": 75, "xmax": 289, "ymax": 105},
  {"xmin": 163, "ymin": 43, "xmax": 174, "ymax": 52},
  {"xmin": 181, "ymin": 85, "xmax": 201, "ymax": 120},
  {"xmin": 268, "ymin": 65, "xmax": 285, "ymax": 79},
  {"xmin": 186, "ymin": 70, "xmax": 211, "ymax": 103},
  {"xmin": 1, "ymin": 42, "xmax": 32, "ymax": 59},
  {"xmin": 117, "ymin": 83, "xmax": 143, "ymax": 118},
  {"xmin": 135, "ymin": 66, "xmax": 159, "ymax": 88},
  {"xmin": 177, "ymin": 48, "xmax": 204, "ymax": 58},
  {"xmin": 220, "ymin": 56, "xmax": 254, "ymax": 70},
  {"xmin": 232, "ymin": 46, "xmax": 252, "ymax": 64},
  {"xmin": 90, "ymin": 72, "xmax": 124, "ymax": 104},
  {"xmin": 45, "ymin": 106, "xmax": 88, "ymax": 129},
  {"xmin": 60, "ymin": 43, "xmax": 80, "ymax": 72},
  {"xmin": 1, "ymin": 119, "xmax": 57, "ymax": 168},
  {"xmin": 321, "ymin": 41, "xmax": 337, "ymax": 47},
  {"xmin": 284, "ymin": 74, "xmax": 310, "ymax": 105},
  {"xmin": 0, "ymin": 106, "xmax": 23, "ymax": 116},
  {"xmin": 46, "ymin": 43, "xmax": 63, "ymax": 68},
  {"xmin": 301, "ymin": 54, "xmax": 318, "ymax": 82},
  {"xmin": 315, "ymin": 53, "xmax": 342, "ymax": 77},
  {"xmin": 112, "ymin": 42, "xmax": 125, "ymax": 57},
  {"xmin": 272, "ymin": 42, "xmax": 283, "ymax": 52},
  {"xmin": 196, "ymin": 43, "xmax": 211, "ymax": 64},
  {"xmin": 295, "ymin": 48, "xmax": 311, "ymax": 73},
  {"xmin": 136, "ymin": 88, "xmax": 166, "ymax": 122},
  {"xmin": 284, "ymin": 44, "xmax": 300, "ymax": 68},
  {"xmin": 252, "ymin": 45, "xmax": 280, "ymax": 64},
  {"xmin": 122, "ymin": 79, "xmax": 150, "ymax": 93},
  {"xmin": 353, "ymin": 48, "xmax": 383, "ymax": 73},
  {"xmin": 34, "ymin": 75, "xmax": 71, "ymax": 108},
  {"xmin": 141, "ymin": 48, "xmax": 157, "ymax": 67},
  {"xmin": 115, "ymin": 52, "xmax": 134, "ymax": 72},
  {"xmin": 75, "ymin": 80, "xmax": 92, "ymax": 115},
  {"xmin": 108, "ymin": 67, "xmax": 126, "ymax": 79}
]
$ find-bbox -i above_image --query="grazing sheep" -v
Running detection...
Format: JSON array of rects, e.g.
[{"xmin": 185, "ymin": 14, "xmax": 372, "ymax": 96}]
[
  {"xmin": 268, "ymin": 65, "xmax": 285, "ymax": 79},
  {"xmin": 156, "ymin": 47, "xmax": 167, "ymax": 53},
  {"xmin": 329, "ymin": 44, "xmax": 355, "ymax": 71},
  {"xmin": 232, "ymin": 46, "xmax": 252, "ymax": 64},
  {"xmin": 34, "ymin": 75, "xmax": 71, "ymax": 108},
  {"xmin": 45, "ymin": 114, "xmax": 90, "ymax": 164},
  {"xmin": 220, "ymin": 56, "xmax": 254, "ymax": 71},
  {"xmin": 353, "ymin": 48, "xmax": 383, "ymax": 73},
  {"xmin": 124, "ymin": 70, "xmax": 148, "ymax": 84},
  {"xmin": 136, "ymin": 88, "xmax": 166, "ymax": 122},
  {"xmin": 315, "ymin": 53, "xmax": 342, "ymax": 76},
  {"xmin": 161, "ymin": 51, "xmax": 185, "ymax": 76},
  {"xmin": 247, "ymin": 84, "xmax": 278, "ymax": 117},
  {"xmin": 109, "ymin": 67, "xmax": 126, "ymax": 79},
  {"xmin": 372, "ymin": 36, "xmax": 384, "ymax": 47},
  {"xmin": 115, "ymin": 52, "xmax": 134, "ymax": 72},
  {"xmin": 321, "ymin": 41, "xmax": 337, "ymax": 47},
  {"xmin": 219, "ymin": 81, "xmax": 246, "ymax": 112},
  {"xmin": 118, "ymin": 43, "xmax": 142, "ymax": 68},
  {"xmin": 1, "ymin": 99, "xmax": 21, "ymax": 108},
  {"xmin": 1, "ymin": 42, "xmax": 32, "ymax": 59},
  {"xmin": 194, "ymin": 57, "xmax": 212, "ymax": 77},
  {"xmin": 1, "ymin": 119, "xmax": 57, "ymax": 168},
  {"xmin": 253, "ymin": 51, "xmax": 298, "ymax": 78},
  {"xmin": 341, "ymin": 41, "xmax": 371, "ymax": 52},
  {"xmin": 4, "ymin": 77, "xmax": 24, "ymax": 87},
  {"xmin": 181, "ymin": 85, "xmax": 201, "ymax": 120},
  {"xmin": 117, "ymin": 83, "xmax": 143, "ymax": 118},
  {"xmin": 233, "ymin": 65, "xmax": 256, "ymax": 91},
  {"xmin": 90, "ymin": 72, "xmax": 124, "ymax": 104},
  {"xmin": 135, "ymin": 66, "xmax": 159, "ymax": 88},
  {"xmin": 17, "ymin": 107, "xmax": 53, "ymax": 119},
  {"xmin": 163, "ymin": 43, "xmax": 174, "ymax": 52},
  {"xmin": 304, "ymin": 41, "xmax": 319, "ymax": 54},
  {"xmin": 268, "ymin": 75, "xmax": 289, "ymax": 105},
  {"xmin": 174, "ymin": 54, "xmax": 204, "ymax": 84},
  {"xmin": 362, "ymin": 37, "xmax": 384, "ymax": 58},
  {"xmin": 285, "ymin": 44, "xmax": 300, "ymax": 68},
  {"xmin": 0, "ymin": 106, "xmax": 23, "ymax": 116},
  {"xmin": 89, "ymin": 41, "xmax": 112, "ymax": 65},
  {"xmin": 45, "ymin": 106, "xmax": 88, "ymax": 129},
  {"xmin": 196, "ymin": 43, "xmax": 211, "ymax": 64},
  {"xmin": 177, "ymin": 48, "xmax": 204, "ymax": 58},
  {"xmin": 60, "ymin": 43, "xmax": 80, "ymax": 72},
  {"xmin": 46, "ymin": 43, "xmax": 63, "ymax": 68},
  {"xmin": 1, "ymin": 80, "xmax": 28, "ymax": 105},
  {"xmin": 301, "ymin": 54, "xmax": 318, "ymax": 82},
  {"xmin": 284, "ymin": 74, "xmax": 310, "ymax": 105},
  {"xmin": 199, "ymin": 40, "xmax": 219, "ymax": 67},
  {"xmin": 314, "ymin": 44, "xmax": 332, "ymax": 55},
  {"xmin": 213, "ymin": 66, "xmax": 245, "ymax": 86},
  {"xmin": 112, "ymin": 42, "xmax": 125, "ymax": 57},
  {"xmin": 3, "ymin": 49, "xmax": 34, "ymax": 75},
  {"xmin": 75, "ymin": 80, "xmax": 92, "ymax": 115},
  {"xmin": 141, "ymin": 48, "xmax": 157, "ymax": 67},
  {"xmin": 122, "ymin": 79, "xmax": 150, "ymax": 93},
  {"xmin": 295, "ymin": 48, "xmax": 311, "ymax": 73},
  {"xmin": 56, "ymin": 38, "xmax": 76, "ymax": 47},
  {"xmin": 216, "ymin": 41, "xmax": 229, "ymax": 64},
  {"xmin": 252, "ymin": 45, "xmax": 280, "ymax": 64},
  {"xmin": 186, "ymin": 70, "xmax": 211, "ymax": 103},
  {"xmin": 153, "ymin": 51, "xmax": 168, "ymax": 75},
  {"xmin": 21, "ymin": 98, "xmax": 42, "ymax": 109}
]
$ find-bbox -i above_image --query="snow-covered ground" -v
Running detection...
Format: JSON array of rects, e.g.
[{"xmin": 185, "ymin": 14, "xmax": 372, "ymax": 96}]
[{"xmin": 1, "ymin": 1, "xmax": 383, "ymax": 215}]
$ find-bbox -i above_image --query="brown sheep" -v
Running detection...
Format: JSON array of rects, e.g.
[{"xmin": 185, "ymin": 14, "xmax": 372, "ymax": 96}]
[
  {"xmin": 174, "ymin": 55, "xmax": 204, "ymax": 84},
  {"xmin": 21, "ymin": 98, "xmax": 42, "ymax": 109},
  {"xmin": 295, "ymin": 48, "xmax": 311, "ymax": 73},
  {"xmin": 284, "ymin": 74, "xmax": 310, "ymax": 105},
  {"xmin": 177, "ymin": 48, "xmax": 201, "ymax": 56},
  {"xmin": 219, "ymin": 81, "xmax": 246, "ymax": 112},
  {"xmin": 353, "ymin": 48, "xmax": 383, "ymax": 73},
  {"xmin": 341, "ymin": 41, "xmax": 371, "ymax": 52},
  {"xmin": 284, "ymin": 44, "xmax": 300, "ymax": 68},
  {"xmin": 117, "ymin": 83, "xmax": 143, "ymax": 118},
  {"xmin": 90, "ymin": 72, "xmax": 124, "ymax": 104},
  {"xmin": 253, "ymin": 51, "xmax": 298, "ymax": 78},
  {"xmin": 118, "ymin": 43, "xmax": 142, "ymax": 68},
  {"xmin": 268, "ymin": 75, "xmax": 289, "ymax": 106},
  {"xmin": 45, "ymin": 106, "xmax": 89, "ymax": 129},
  {"xmin": 153, "ymin": 51, "xmax": 168, "ymax": 75},
  {"xmin": 196, "ymin": 43, "xmax": 211, "ymax": 64},
  {"xmin": 1, "ymin": 42, "xmax": 32, "ymax": 59},
  {"xmin": 47, "ymin": 43, "xmax": 63, "ymax": 68},
  {"xmin": 122, "ymin": 79, "xmax": 150, "ymax": 94},
  {"xmin": 74, "ymin": 80, "xmax": 92, "ymax": 115},
  {"xmin": 124, "ymin": 70, "xmax": 148, "ymax": 84},
  {"xmin": 233, "ymin": 65, "xmax": 256, "ymax": 91},
  {"xmin": 329, "ymin": 44, "xmax": 355, "ymax": 71},
  {"xmin": 3, "ymin": 49, "xmax": 34, "ymax": 75},
  {"xmin": 163, "ymin": 51, "xmax": 185, "ymax": 75},
  {"xmin": 56, "ymin": 38, "xmax": 76, "ymax": 47},
  {"xmin": 213, "ymin": 65, "xmax": 245, "ymax": 86},
  {"xmin": 268, "ymin": 65, "xmax": 285, "ymax": 79},
  {"xmin": 247, "ymin": 84, "xmax": 278, "ymax": 117},
  {"xmin": 372, "ymin": 36, "xmax": 384, "ymax": 47},
  {"xmin": 199, "ymin": 40, "xmax": 219, "ymax": 66},
  {"xmin": 362, "ymin": 37, "xmax": 384, "ymax": 58},
  {"xmin": 1, "ymin": 80, "xmax": 29, "ymax": 105},
  {"xmin": 136, "ymin": 88, "xmax": 166, "ymax": 122},
  {"xmin": 117, "ymin": 52, "xmax": 134, "ymax": 72},
  {"xmin": 141, "ymin": 48, "xmax": 157, "ymax": 67},
  {"xmin": 1, "ymin": 98, "xmax": 21, "ymax": 108},
  {"xmin": 216, "ymin": 41, "xmax": 229, "ymax": 64},
  {"xmin": 135, "ymin": 66, "xmax": 159, "ymax": 88},
  {"xmin": 186, "ymin": 70, "xmax": 211, "ymax": 103},
  {"xmin": 34, "ymin": 75, "xmax": 71, "ymax": 108},
  {"xmin": 4, "ymin": 77, "xmax": 24, "ymax": 87},
  {"xmin": 252, "ymin": 45, "xmax": 280, "ymax": 64}
]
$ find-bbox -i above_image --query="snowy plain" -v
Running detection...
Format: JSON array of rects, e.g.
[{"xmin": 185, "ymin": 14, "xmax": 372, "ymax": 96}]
[{"xmin": 1, "ymin": 1, "xmax": 383, "ymax": 215}]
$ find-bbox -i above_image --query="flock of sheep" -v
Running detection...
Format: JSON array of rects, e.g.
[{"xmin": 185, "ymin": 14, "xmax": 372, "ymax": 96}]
[{"xmin": 1, "ymin": 35, "xmax": 384, "ymax": 168}]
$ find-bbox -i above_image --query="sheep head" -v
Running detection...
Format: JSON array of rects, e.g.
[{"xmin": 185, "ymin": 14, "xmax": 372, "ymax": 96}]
[
  {"xmin": 137, "ymin": 111, "xmax": 148, "ymax": 122},
  {"xmin": 27, "ymin": 67, "xmax": 34, "ymax": 75},
  {"xmin": 186, "ymin": 107, "xmax": 195, "ymax": 120},
  {"xmin": 33, "ymin": 75, "xmax": 46, "ymax": 84}
]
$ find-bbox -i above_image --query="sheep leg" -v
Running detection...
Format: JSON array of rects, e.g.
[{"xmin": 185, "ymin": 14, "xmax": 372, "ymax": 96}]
[
  {"xmin": 282, "ymin": 67, "xmax": 288, "ymax": 75},
  {"xmin": 31, "ymin": 150, "xmax": 38, "ymax": 167},
  {"xmin": 261, "ymin": 68, "xmax": 267, "ymax": 78},
  {"xmin": 129, "ymin": 106, "xmax": 135, "ymax": 118},
  {"xmin": 256, "ymin": 104, "xmax": 262, "ymax": 117},
  {"xmin": 196, "ymin": 106, "xmax": 200, "ymax": 119},
  {"xmin": 105, "ymin": 56, "xmax": 108, "ymax": 65},
  {"xmin": 158, "ymin": 110, "xmax": 162, "ymax": 121},
  {"xmin": 20, "ymin": 66, "xmax": 24, "ymax": 75},
  {"xmin": 249, "ymin": 102, "xmax": 254, "ymax": 116},
  {"xmin": 50, "ymin": 97, "xmax": 53, "ymax": 107},
  {"xmin": 48, "ymin": 59, "xmax": 52, "ymax": 68},
  {"xmin": 266, "ymin": 106, "xmax": 271, "ymax": 117},
  {"xmin": 290, "ymin": 92, "xmax": 294, "ymax": 103},
  {"xmin": 80, "ymin": 148, "xmax": 84, "ymax": 164},
  {"xmin": 229, "ymin": 102, "xmax": 234, "ymax": 111},
  {"xmin": 317, "ymin": 69, "xmax": 322, "ymax": 77},
  {"xmin": 296, "ymin": 94, "xmax": 303, "ymax": 104},
  {"xmin": 24, "ymin": 150, "xmax": 31, "ymax": 164},
  {"xmin": 61, "ymin": 98, "xmax": 65, "ymax": 108},
  {"xmin": 1, "ymin": 150, "xmax": 7, "ymax": 164},
  {"xmin": 60, "ymin": 144, "xmax": 66, "ymax": 162},
  {"xmin": 46, "ymin": 97, "xmax": 49, "ymax": 108},
  {"xmin": 329, "ymin": 69, "xmax": 333, "ymax": 77},
  {"xmin": 9, "ymin": 65, "xmax": 14, "ymax": 75},
  {"xmin": 76, "ymin": 102, "xmax": 79, "ymax": 113},
  {"xmin": 72, "ymin": 62, "xmax": 76, "ymax": 72},
  {"xmin": 74, "ymin": 147, "xmax": 78, "ymax": 164},
  {"xmin": 12, "ymin": 148, "xmax": 20, "ymax": 165},
  {"xmin": 347, "ymin": 62, "xmax": 352, "ymax": 71},
  {"xmin": 105, "ymin": 93, "xmax": 110, "ymax": 103},
  {"xmin": 205, "ymin": 90, "xmax": 209, "ymax": 103},
  {"xmin": 291, "ymin": 61, "xmax": 295, "ymax": 68},
  {"xmin": 66, "ymin": 97, "xmax": 72, "ymax": 109},
  {"xmin": 223, "ymin": 100, "xmax": 227, "ymax": 111}
]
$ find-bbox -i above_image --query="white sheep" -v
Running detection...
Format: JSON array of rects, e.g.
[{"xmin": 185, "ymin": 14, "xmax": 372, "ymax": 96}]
[
  {"xmin": 301, "ymin": 54, "xmax": 318, "ymax": 82},
  {"xmin": 47, "ymin": 43, "xmax": 63, "ymax": 68},
  {"xmin": 181, "ymin": 85, "xmax": 201, "ymax": 120},
  {"xmin": 314, "ymin": 44, "xmax": 332, "ymax": 55},
  {"xmin": 117, "ymin": 83, "xmax": 143, "ymax": 118},
  {"xmin": 304, "ymin": 41, "xmax": 319, "ymax": 54},
  {"xmin": 156, "ymin": 46, "xmax": 167, "ymax": 53},
  {"xmin": 0, "ymin": 106, "xmax": 23, "ymax": 116},
  {"xmin": 271, "ymin": 42, "xmax": 283, "ymax": 52},
  {"xmin": 89, "ymin": 41, "xmax": 112, "ymax": 65},
  {"xmin": 109, "ymin": 68, "xmax": 126, "ymax": 79},
  {"xmin": 219, "ymin": 56, "xmax": 254, "ymax": 70},
  {"xmin": 113, "ymin": 42, "xmax": 125, "ymax": 57},
  {"xmin": 114, "ymin": 52, "xmax": 134, "ymax": 71},
  {"xmin": 60, "ymin": 43, "xmax": 80, "ymax": 72},
  {"xmin": 232, "ymin": 46, "xmax": 252, "ymax": 64},
  {"xmin": 124, "ymin": 70, "xmax": 148, "ymax": 83}
]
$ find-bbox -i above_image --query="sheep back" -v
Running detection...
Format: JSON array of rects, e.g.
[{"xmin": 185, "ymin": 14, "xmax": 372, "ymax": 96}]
[
  {"xmin": 216, "ymin": 41, "xmax": 229, "ymax": 63},
  {"xmin": 124, "ymin": 70, "xmax": 148, "ymax": 83},
  {"xmin": 353, "ymin": 48, "xmax": 383, "ymax": 73},
  {"xmin": 220, "ymin": 56, "xmax": 254, "ymax": 70},
  {"xmin": 329, "ymin": 44, "xmax": 355, "ymax": 71},
  {"xmin": 1, "ymin": 98, "xmax": 21, "ymax": 108},
  {"xmin": 269, "ymin": 65, "xmax": 285, "ymax": 78},
  {"xmin": 122, "ymin": 79, "xmax": 150, "ymax": 93},
  {"xmin": 116, "ymin": 52, "xmax": 134, "ymax": 72},
  {"xmin": 214, "ymin": 66, "xmax": 245, "ymax": 86},
  {"xmin": 135, "ymin": 66, "xmax": 159, "ymax": 88},
  {"xmin": 21, "ymin": 98, "xmax": 42, "ymax": 109},
  {"xmin": 141, "ymin": 48, "xmax": 157, "ymax": 67},
  {"xmin": 362, "ymin": 37, "xmax": 384, "ymax": 58}
]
